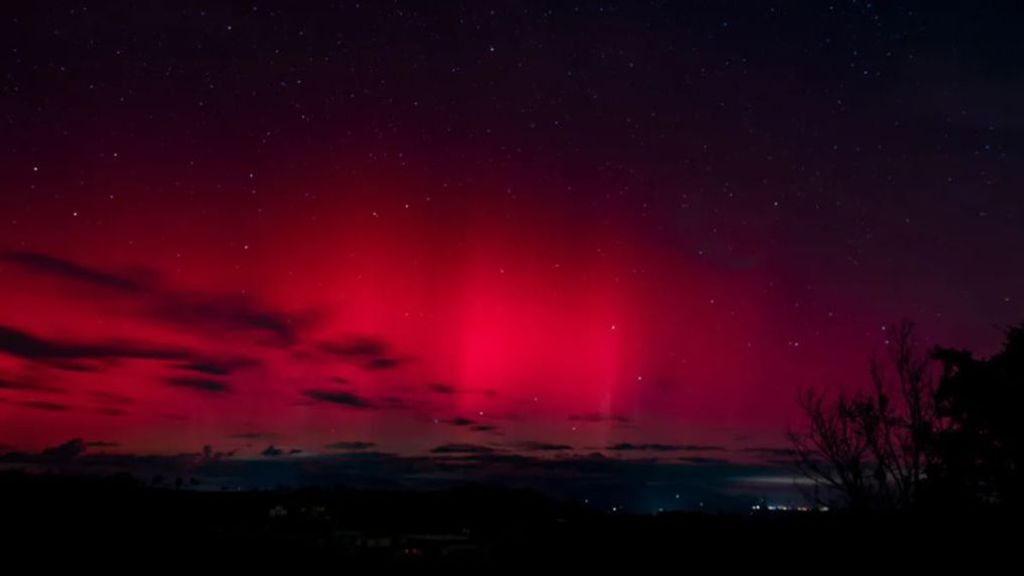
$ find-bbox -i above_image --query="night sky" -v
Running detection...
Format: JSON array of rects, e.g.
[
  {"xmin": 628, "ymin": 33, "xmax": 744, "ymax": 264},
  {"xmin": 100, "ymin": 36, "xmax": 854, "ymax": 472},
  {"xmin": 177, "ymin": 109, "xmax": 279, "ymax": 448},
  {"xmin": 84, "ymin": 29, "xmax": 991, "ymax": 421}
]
[{"xmin": 1, "ymin": 2, "xmax": 1022, "ymax": 507}]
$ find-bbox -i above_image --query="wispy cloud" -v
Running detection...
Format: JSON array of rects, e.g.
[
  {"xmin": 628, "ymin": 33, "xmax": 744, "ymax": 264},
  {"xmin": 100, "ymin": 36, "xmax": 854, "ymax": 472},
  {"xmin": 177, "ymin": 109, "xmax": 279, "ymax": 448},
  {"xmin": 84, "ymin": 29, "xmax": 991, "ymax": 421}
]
[
  {"xmin": 303, "ymin": 389, "xmax": 374, "ymax": 408},
  {"xmin": 431, "ymin": 443, "xmax": 498, "ymax": 455},
  {"xmin": 325, "ymin": 441, "xmax": 376, "ymax": 451},
  {"xmin": 4, "ymin": 251, "xmax": 317, "ymax": 346},
  {"xmin": 607, "ymin": 443, "xmax": 725, "ymax": 453},
  {"xmin": 165, "ymin": 376, "xmax": 231, "ymax": 395}
]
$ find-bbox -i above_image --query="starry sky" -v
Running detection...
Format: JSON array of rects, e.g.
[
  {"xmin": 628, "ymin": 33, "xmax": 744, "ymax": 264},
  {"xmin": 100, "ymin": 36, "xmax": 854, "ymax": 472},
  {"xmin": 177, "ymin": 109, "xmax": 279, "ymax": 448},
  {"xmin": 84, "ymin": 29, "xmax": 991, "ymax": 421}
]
[{"xmin": 1, "ymin": 2, "xmax": 1022, "ymax": 504}]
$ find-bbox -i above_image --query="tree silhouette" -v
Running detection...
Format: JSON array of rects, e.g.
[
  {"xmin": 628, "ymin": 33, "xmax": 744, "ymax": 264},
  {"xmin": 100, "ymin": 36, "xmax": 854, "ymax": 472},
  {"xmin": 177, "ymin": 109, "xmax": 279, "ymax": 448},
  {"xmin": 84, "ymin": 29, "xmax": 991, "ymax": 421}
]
[
  {"xmin": 928, "ymin": 326, "xmax": 1024, "ymax": 510},
  {"xmin": 792, "ymin": 320, "xmax": 1024, "ymax": 512},
  {"xmin": 790, "ymin": 321, "xmax": 937, "ymax": 510}
]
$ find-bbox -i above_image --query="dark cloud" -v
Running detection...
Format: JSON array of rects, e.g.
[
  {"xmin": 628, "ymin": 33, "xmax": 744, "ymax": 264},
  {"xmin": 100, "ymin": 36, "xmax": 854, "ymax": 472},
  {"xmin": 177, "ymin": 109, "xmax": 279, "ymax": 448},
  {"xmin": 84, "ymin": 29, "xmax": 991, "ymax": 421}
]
[
  {"xmin": 517, "ymin": 441, "xmax": 574, "ymax": 452},
  {"xmin": 0, "ymin": 439, "xmax": 82, "ymax": 464},
  {"xmin": 261, "ymin": 445, "xmax": 303, "ymax": 457},
  {"xmin": 174, "ymin": 358, "xmax": 255, "ymax": 376},
  {"xmin": 607, "ymin": 443, "xmax": 725, "ymax": 453},
  {"xmin": 679, "ymin": 456, "xmax": 731, "ymax": 465},
  {"xmin": 444, "ymin": 417, "xmax": 475, "ymax": 427},
  {"xmin": 200, "ymin": 445, "xmax": 236, "ymax": 462},
  {"xmin": 431, "ymin": 443, "xmax": 498, "ymax": 455},
  {"xmin": 364, "ymin": 356, "xmax": 401, "ymax": 370},
  {"xmin": 740, "ymin": 447, "xmax": 799, "ymax": 457},
  {"xmin": 427, "ymin": 382, "xmax": 456, "ymax": 395},
  {"xmin": 325, "ymin": 441, "xmax": 376, "ymax": 451},
  {"xmin": 165, "ymin": 376, "xmax": 231, "ymax": 395},
  {"xmin": 17, "ymin": 400, "xmax": 71, "ymax": 412},
  {"xmin": 1, "ymin": 440, "xmax": 239, "ymax": 477},
  {"xmin": 85, "ymin": 441, "xmax": 119, "ymax": 448},
  {"xmin": 0, "ymin": 324, "xmax": 189, "ymax": 368},
  {"xmin": 41, "ymin": 438, "xmax": 87, "ymax": 462},
  {"xmin": 302, "ymin": 389, "xmax": 374, "ymax": 408},
  {"xmin": 321, "ymin": 337, "xmax": 387, "ymax": 358},
  {"xmin": 4, "ymin": 252, "xmax": 146, "ymax": 292},
  {"xmin": 154, "ymin": 293, "xmax": 308, "ymax": 346},
  {"xmin": 4, "ymin": 252, "xmax": 315, "ymax": 345},
  {"xmin": 0, "ymin": 376, "xmax": 62, "ymax": 394},
  {"xmin": 470, "ymin": 425, "xmax": 499, "ymax": 433},
  {"xmin": 320, "ymin": 337, "xmax": 405, "ymax": 370}
]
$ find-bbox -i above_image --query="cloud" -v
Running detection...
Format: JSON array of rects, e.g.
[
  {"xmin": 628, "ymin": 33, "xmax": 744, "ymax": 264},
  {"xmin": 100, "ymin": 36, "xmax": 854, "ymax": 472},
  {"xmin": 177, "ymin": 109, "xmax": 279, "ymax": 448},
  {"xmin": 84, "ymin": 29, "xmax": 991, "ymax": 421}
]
[
  {"xmin": 0, "ymin": 438, "xmax": 87, "ymax": 464},
  {"xmin": 154, "ymin": 293, "xmax": 308, "ymax": 346},
  {"xmin": 517, "ymin": 441, "xmax": 574, "ymax": 452},
  {"xmin": 0, "ymin": 375, "xmax": 63, "ymax": 394},
  {"xmin": 427, "ymin": 382, "xmax": 457, "ymax": 394},
  {"xmin": 41, "ymin": 438, "xmax": 87, "ymax": 462},
  {"xmin": 0, "ymin": 324, "xmax": 189, "ymax": 369},
  {"xmin": 365, "ymin": 357, "xmax": 401, "ymax": 370},
  {"xmin": 302, "ymin": 389, "xmax": 374, "ymax": 408},
  {"xmin": 3, "ymin": 252, "xmax": 315, "ymax": 346},
  {"xmin": 1, "ymin": 440, "xmax": 239, "ymax": 476},
  {"xmin": 431, "ymin": 443, "xmax": 498, "ymax": 455},
  {"xmin": 679, "ymin": 456, "xmax": 730, "ymax": 465},
  {"xmin": 16, "ymin": 400, "xmax": 71, "ymax": 412},
  {"xmin": 325, "ymin": 441, "xmax": 376, "ymax": 451},
  {"xmin": 607, "ymin": 443, "xmax": 725, "ymax": 453},
  {"xmin": 320, "ymin": 337, "xmax": 405, "ymax": 371},
  {"xmin": 4, "ymin": 252, "xmax": 146, "ymax": 292},
  {"xmin": 165, "ymin": 376, "xmax": 231, "ymax": 395},
  {"xmin": 321, "ymin": 337, "xmax": 387, "ymax": 358},
  {"xmin": 443, "ymin": 417, "xmax": 475, "ymax": 427},
  {"xmin": 174, "ymin": 358, "xmax": 255, "ymax": 376},
  {"xmin": 740, "ymin": 447, "xmax": 798, "ymax": 457},
  {"xmin": 261, "ymin": 445, "xmax": 303, "ymax": 457}
]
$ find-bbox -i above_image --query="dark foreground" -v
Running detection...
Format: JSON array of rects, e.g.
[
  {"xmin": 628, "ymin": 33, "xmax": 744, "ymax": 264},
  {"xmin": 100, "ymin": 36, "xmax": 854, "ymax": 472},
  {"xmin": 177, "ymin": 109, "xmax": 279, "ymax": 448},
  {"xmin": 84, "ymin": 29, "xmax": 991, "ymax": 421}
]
[{"xmin": 0, "ymin": 471, "xmax": 1015, "ymax": 567}]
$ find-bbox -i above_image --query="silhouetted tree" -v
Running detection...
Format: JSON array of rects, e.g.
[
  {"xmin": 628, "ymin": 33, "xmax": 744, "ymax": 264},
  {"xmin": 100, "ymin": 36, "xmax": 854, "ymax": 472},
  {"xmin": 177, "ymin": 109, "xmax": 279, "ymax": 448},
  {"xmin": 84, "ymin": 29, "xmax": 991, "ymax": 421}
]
[
  {"xmin": 790, "ymin": 320, "xmax": 938, "ymax": 510},
  {"xmin": 793, "ymin": 321, "xmax": 1024, "ymax": 512},
  {"xmin": 928, "ymin": 325, "xmax": 1024, "ymax": 510}
]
